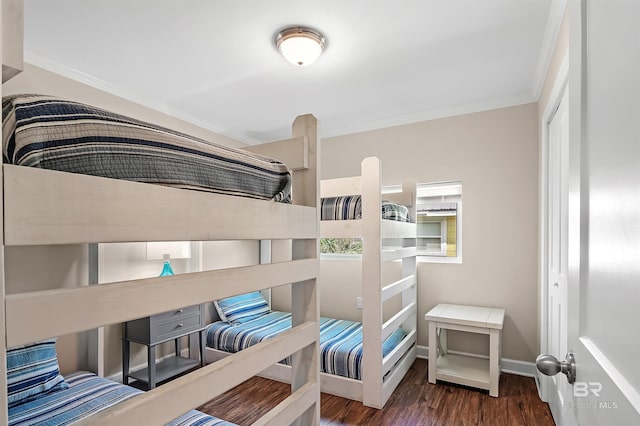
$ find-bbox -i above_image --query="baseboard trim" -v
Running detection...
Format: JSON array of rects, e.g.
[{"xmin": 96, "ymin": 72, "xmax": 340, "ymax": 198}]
[{"xmin": 416, "ymin": 345, "xmax": 537, "ymax": 378}]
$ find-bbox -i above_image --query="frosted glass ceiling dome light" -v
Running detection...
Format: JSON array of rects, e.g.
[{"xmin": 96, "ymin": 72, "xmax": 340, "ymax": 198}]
[{"xmin": 275, "ymin": 26, "xmax": 326, "ymax": 67}]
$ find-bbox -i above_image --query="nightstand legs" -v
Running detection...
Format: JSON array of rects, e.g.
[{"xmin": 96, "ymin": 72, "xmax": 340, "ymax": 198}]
[
  {"xmin": 122, "ymin": 339, "xmax": 130, "ymax": 385},
  {"xmin": 148, "ymin": 345, "xmax": 157, "ymax": 389},
  {"xmin": 200, "ymin": 329, "xmax": 206, "ymax": 367}
]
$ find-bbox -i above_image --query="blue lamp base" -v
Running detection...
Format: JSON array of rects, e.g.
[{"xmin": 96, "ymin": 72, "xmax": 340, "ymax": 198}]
[{"xmin": 159, "ymin": 260, "xmax": 175, "ymax": 277}]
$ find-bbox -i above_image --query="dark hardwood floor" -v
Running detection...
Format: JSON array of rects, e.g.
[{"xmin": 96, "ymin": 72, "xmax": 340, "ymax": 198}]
[{"xmin": 199, "ymin": 358, "xmax": 555, "ymax": 426}]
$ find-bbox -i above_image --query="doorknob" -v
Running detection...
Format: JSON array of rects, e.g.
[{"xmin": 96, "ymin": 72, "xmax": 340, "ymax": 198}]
[{"xmin": 536, "ymin": 352, "xmax": 576, "ymax": 384}]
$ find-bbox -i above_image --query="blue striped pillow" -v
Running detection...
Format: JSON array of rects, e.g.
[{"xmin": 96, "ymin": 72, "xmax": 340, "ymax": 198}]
[
  {"xmin": 6, "ymin": 339, "xmax": 69, "ymax": 407},
  {"xmin": 214, "ymin": 291, "xmax": 270, "ymax": 324}
]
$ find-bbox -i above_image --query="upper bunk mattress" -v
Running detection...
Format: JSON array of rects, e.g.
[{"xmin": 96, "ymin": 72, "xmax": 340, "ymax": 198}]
[
  {"xmin": 2, "ymin": 94, "xmax": 291, "ymax": 202},
  {"xmin": 321, "ymin": 195, "xmax": 411, "ymax": 222}
]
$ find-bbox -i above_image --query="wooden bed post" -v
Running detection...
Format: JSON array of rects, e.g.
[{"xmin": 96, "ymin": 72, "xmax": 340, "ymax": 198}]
[
  {"xmin": 361, "ymin": 157, "xmax": 384, "ymax": 408},
  {"xmin": 290, "ymin": 114, "xmax": 320, "ymax": 425},
  {"xmin": 401, "ymin": 180, "xmax": 418, "ymax": 334},
  {"xmin": 0, "ymin": 2, "xmax": 9, "ymax": 423}
]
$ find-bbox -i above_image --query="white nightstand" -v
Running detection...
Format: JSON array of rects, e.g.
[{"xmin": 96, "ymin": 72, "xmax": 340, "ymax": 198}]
[{"xmin": 425, "ymin": 303, "xmax": 505, "ymax": 397}]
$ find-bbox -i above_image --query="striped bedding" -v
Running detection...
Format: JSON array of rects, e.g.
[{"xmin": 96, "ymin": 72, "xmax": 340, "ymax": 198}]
[
  {"xmin": 206, "ymin": 311, "xmax": 408, "ymax": 380},
  {"xmin": 2, "ymin": 94, "xmax": 291, "ymax": 202},
  {"xmin": 321, "ymin": 195, "xmax": 411, "ymax": 222},
  {"xmin": 8, "ymin": 371, "xmax": 235, "ymax": 426}
]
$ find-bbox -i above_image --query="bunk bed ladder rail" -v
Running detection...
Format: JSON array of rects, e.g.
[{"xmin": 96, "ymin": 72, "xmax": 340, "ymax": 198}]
[{"xmin": 361, "ymin": 158, "xmax": 418, "ymax": 409}]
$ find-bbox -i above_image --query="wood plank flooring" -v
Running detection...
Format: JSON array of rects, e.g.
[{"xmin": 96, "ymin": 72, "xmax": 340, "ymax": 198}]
[{"xmin": 199, "ymin": 358, "xmax": 555, "ymax": 426}]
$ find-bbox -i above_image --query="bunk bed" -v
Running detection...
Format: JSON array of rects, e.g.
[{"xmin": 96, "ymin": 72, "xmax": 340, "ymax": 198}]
[
  {"xmin": 0, "ymin": 94, "xmax": 321, "ymax": 425},
  {"xmin": 205, "ymin": 157, "xmax": 417, "ymax": 409}
]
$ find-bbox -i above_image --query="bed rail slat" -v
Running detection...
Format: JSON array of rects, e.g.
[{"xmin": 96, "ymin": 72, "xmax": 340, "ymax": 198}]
[
  {"xmin": 382, "ymin": 329, "xmax": 417, "ymax": 375},
  {"xmin": 381, "ymin": 302, "xmax": 416, "ymax": 343},
  {"xmin": 244, "ymin": 136, "xmax": 308, "ymax": 171},
  {"xmin": 383, "ymin": 191, "xmax": 414, "ymax": 208},
  {"xmin": 381, "ymin": 344, "xmax": 417, "ymax": 405},
  {"xmin": 381, "ymin": 220, "xmax": 417, "ymax": 238},
  {"xmin": 76, "ymin": 322, "xmax": 317, "ymax": 425},
  {"xmin": 320, "ymin": 176, "xmax": 362, "ymax": 198},
  {"xmin": 3, "ymin": 164, "xmax": 315, "ymax": 245},
  {"xmin": 320, "ymin": 219, "xmax": 363, "ymax": 239},
  {"xmin": 252, "ymin": 381, "xmax": 318, "ymax": 426},
  {"xmin": 381, "ymin": 246, "xmax": 417, "ymax": 263},
  {"xmin": 381, "ymin": 275, "xmax": 416, "ymax": 302},
  {"xmin": 5, "ymin": 259, "xmax": 317, "ymax": 347}
]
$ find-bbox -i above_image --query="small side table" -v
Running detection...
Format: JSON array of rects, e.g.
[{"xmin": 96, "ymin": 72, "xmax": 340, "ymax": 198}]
[
  {"xmin": 425, "ymin": 303, "xmax": 505, "ymax": 397},
  {"xmin": 123, "ymin": 304, "xmax": 206, "ymax": 390}
]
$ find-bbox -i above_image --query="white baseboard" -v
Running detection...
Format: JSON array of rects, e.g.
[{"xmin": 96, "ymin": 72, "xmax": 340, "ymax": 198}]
[{"xmin": 416, "ymin": 345, "xmax": 537, "ymax": 378}]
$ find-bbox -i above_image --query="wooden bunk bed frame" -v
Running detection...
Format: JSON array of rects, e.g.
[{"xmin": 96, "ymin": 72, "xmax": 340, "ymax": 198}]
[
  {"xmin": 0, "ymin": 89, "xmax": 322, "ymax": 426},
  {"xmin": 205, "ymin": 156, "xmax": 417, "ymax": 409}
]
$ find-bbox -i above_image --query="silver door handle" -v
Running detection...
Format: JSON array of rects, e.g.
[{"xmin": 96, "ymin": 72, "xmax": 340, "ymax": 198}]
[{"xmin": 536, "ymin": 352, "xmax": 576, "ymax": 384}]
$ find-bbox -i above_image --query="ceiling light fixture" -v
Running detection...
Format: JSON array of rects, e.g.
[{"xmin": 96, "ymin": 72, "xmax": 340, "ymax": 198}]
[{"xmin": 275, "ymin": 26, "xmax": 326, "ymax": 67}]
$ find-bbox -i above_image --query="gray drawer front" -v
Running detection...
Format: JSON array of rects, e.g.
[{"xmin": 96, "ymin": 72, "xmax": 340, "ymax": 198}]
[
  {"xmin": 155, "ymin": 314, "xmax": 202, "ymax": 342},
  {"xmin": 155, "ymin": 305, "xmax": 201, "ymax": 322}
]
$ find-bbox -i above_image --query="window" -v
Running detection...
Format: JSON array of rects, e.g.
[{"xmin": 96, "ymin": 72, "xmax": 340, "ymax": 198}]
[
  {"xmin": 320, "ymin": 181, "xmax": 462, "ymax": 262},
  {"xmin": 320, "ymin": 238, "xmax": 362, "ymax": 255},
  {"xmin": 416, "ymin": 182, "xmax": 462, "ymax": 262}
]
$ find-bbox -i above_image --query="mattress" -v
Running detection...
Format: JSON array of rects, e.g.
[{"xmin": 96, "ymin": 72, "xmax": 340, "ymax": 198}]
[
  {"xmin": 206, "ymin": 311, "xmax": 408, "ymax": 380},
  {"xmin": 8, "ymin": 371, "xmax": 234, "ymax": 426},
  {"xmin": 2, "ymin": 94, "xmax": 291, "ymax": 202},
  {"xmin": 321, "ymin": 195, "xmax": 411, "ymax": 222}
]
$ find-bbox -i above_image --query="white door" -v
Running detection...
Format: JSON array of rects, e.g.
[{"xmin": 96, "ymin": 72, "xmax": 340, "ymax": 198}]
[
  {"xmin": 539, "ymin": 1, "xmax": 640, "ymax": 424},
  {"xmin": 541, "ymin": 83, "xmax": 571, "ymax": 424}
]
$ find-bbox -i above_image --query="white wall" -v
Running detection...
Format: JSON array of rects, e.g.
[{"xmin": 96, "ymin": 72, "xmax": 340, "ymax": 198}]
[{"xmin": 320, "ymin": 103, "xmax": 540, "ymax": 363}]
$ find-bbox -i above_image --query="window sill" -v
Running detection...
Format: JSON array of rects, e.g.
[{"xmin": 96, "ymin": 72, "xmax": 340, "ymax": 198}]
[
  {"xmin": 320, "ymin": 253, "xmax": 362, "ymax": 261},
  {"xmin": 418, "ymin": 255, "xmax": 462, "ymax": 264}
]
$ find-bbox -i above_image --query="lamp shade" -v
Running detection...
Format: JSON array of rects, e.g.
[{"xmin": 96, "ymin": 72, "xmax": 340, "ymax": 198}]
[
  {"xmin": 146, "ymin": 241, "xmax": 191, "ymax": 261},
  {"xmin": 275, "ymin": 26, "xmax": 325, "ymax": 66}
]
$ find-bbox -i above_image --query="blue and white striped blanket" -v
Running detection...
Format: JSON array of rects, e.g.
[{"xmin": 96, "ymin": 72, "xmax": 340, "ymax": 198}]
[
  {"xmin": 2, "ymin": 94, "xmax": 291, "ymax": 202},
  {"xmin": 206, "ymin": 311, "xmax": 407, "ymax": 380},
  {"xmin": 321, "ymin": 195, "xmax": 411, "ymax": 222},
  {"xmin": 8, "ymin": 371, "xmax": 235, "ymax": 426}
]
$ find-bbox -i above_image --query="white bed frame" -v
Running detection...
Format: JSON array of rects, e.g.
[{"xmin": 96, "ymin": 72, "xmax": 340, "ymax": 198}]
[
  {"xmin": 206, "ymin": 156, "xmax": 417, "ymax": 409},
  {"xmin": 0, "ymin": 32, "xmax": 322, "ymax": 424}
]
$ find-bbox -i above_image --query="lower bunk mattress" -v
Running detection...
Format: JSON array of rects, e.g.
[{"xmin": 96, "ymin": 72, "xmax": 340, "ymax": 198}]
[
  {"xmin": 206, "ymin": 311, "xmax": 408, "ymax": 381},
  {"xmin": 8, "ymin": 371, "xmax": 234, "ymax": 426}
]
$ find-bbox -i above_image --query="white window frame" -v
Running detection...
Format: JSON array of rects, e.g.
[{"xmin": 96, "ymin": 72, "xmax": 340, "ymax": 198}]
[
  {"xmin": 417, "ymin": 217, "xmax": 447, "ymax": 257},
  {"xmin": 415, "ymin": 182, "xmax": 463, "ymax": 264}
]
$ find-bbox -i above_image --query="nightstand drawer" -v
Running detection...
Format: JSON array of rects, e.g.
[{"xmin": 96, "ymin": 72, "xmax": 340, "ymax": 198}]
[
  {"xmin": 155, "ymin": 314, "xmax": 203, "ymax": 342},
  {"xmin": 155, "ymin": 305, "xmax": 201, "ymax": 322}
]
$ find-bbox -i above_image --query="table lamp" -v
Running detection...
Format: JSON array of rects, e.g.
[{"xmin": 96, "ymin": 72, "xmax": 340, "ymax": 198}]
[{"xmin": 146, "ymin": 242, "xmax": 191, "ymax": 276}]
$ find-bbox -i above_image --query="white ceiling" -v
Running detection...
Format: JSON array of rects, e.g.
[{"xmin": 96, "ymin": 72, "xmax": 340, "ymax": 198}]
[{"xmin": 23, "ymin": 0, "xmax": 560, "ymax": 144}]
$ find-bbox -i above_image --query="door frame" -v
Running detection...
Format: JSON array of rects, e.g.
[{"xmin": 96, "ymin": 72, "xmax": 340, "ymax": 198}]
[{"xmin": 538, "ymin": 49, "xmax": 569, "ymax": 403}]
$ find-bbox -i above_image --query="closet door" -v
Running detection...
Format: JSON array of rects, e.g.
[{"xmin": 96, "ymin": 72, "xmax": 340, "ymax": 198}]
[{"xmin": 538, "ymin": 1, "xmax": 640, "ymax": 424}]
